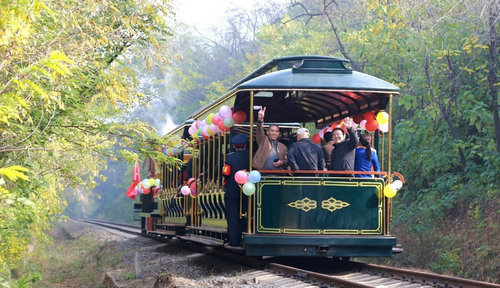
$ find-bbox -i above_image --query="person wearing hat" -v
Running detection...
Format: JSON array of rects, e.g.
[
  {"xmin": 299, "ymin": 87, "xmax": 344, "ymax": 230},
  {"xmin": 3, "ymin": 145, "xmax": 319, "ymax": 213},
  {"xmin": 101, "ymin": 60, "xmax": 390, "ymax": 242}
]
[
  {"xmin": 222, "ymin": 133, "xmax": 249, "ymax": 248},
  {"xmin": 287, "ymin": 127, "xmax": 326, "ymax": 173},
  {"xmin": 252, "ymin": 106, "xmax": 288, "ymax": 171},
  {"xmin": 328, "ymin": 117, "xmax": 358, "ymax": 176}
]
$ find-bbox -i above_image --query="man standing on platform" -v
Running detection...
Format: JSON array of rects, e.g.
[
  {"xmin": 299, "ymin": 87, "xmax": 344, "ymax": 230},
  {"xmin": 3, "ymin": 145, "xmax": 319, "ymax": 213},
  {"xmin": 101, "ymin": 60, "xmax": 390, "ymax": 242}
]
[{"xmin": 222, "ymin": 133, "xmax": 249, "ymax": 248}]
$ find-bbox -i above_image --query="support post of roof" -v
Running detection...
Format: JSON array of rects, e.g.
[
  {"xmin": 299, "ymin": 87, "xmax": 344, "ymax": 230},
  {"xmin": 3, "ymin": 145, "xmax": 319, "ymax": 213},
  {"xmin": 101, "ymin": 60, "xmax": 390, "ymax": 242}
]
[{"xmin": 248, "ymin": 91, "xmax": 255, "ymax": 234}]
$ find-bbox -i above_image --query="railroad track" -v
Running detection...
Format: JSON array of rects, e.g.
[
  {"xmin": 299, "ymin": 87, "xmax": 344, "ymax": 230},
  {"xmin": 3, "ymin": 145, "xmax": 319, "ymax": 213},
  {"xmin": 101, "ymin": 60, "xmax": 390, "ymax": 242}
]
[{"xmin": 76, "ymin": 219, "xmax": 499, "ymax": 288}]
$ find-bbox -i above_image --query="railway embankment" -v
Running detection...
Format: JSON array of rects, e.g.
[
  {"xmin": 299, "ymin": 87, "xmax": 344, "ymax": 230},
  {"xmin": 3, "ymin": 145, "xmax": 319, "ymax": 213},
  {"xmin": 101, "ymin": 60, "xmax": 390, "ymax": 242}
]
[{"xmin": 30, "ymin": 219, "xmax": 271, "ymax": 287}]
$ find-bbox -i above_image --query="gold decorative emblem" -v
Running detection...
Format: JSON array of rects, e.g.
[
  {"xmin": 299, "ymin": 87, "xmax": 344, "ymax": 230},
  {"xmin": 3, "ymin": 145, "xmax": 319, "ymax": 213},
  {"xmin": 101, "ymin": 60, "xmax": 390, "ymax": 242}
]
[
  {"xmin": 321, "ymin": 197, "xmax": 350, "ymax": 212},
  {"xmin": 288, "ymin": 197, "xmax": 317, "ymax": 212}
]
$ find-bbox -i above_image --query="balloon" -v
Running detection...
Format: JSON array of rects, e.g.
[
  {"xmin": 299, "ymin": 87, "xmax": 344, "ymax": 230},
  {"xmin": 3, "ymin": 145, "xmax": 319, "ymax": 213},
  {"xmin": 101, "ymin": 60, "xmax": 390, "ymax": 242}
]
[
  {"xmin": 209, "ymin": 124, "xmax": 218, "ymax": 134},
  {"xmin": 223, "ymin": 117, "xmax": 234, "ymax": 128},
  {"xmin": 384, "ymin": 185, "xmax": 397, "ymax": 198},
  {"xmin": 149, "ymin": 178, "xmax": 155, "ymax": 186},
  {"xmin": 318, "ymin": 128, "xmax": 325, "ymax": 138},
  {"xmin": 212, "ymin": 113, "xmax": 222, "ymax": 125},
  {"xmin": 378, "ymin": 123, "xmax": 389, "ymax": 133},
  {"xmin": 203, "ymin": 125, "xmax": 210, "ymax": 136},
  {"xmin": 232, "ymin": 111, "xmax": 247, "ymax": 123},
  {"xmin": 353, "ymin": 113, "xmax": 364, "ymax": 124},
  {"xmin": 376, "ymin": 111, "xmax": 389, "ymax": 125},
  {"xmin": 359, "ymin": 120, "xmax": 367, "ymax": 130},
  {"xmin": 248, "ymin": 170, "xmax": 262, "ymax": 183},
  {"xmin": 365, "ymin": 119, "xmax": 378, "ymax": 132},
  {"xmin": 391, "ymin": 180, "xmax": 403, "ymax": 191},
  {"xmin": 181, "ymin": 186, "xmax": 191, "ymax": 196},
  {"xmin": 154, "ymin": 179, "xmax": 161, "ymax": 187},
  {"xmin": 242, "ymin": 182, "xmax": 256, "ymax": 196},
  {"xmin": 364, "ymin": 111, "xmax": 376, "ymax": 120},
  {"xmin": 312, "ymin": 133, "xmax": 321, "ymax": 144},
  {"xmin": 143, "ymin": 187, "xmax": 151, "ymax": 194},
  {"xmin": 188, "ymin": 126, "xmax": 195, "ymax": 135},
  {"xmin": 234, "ymin": 170, "xmax": 248, "ymax": 185},
  {"xmin": 207, "ymin": 113, "xmax": 215, "ymax": 124},
  {"xmin": 188, "ymin": 178, "xmax": 196, "ymax": 193},
  {"xmin": 219, "ymin": 105, "xmax": 232, "ymax": 118},
  {"xmin": 142, "ymin": 180, "xmax": 151, "ymax": 189}
]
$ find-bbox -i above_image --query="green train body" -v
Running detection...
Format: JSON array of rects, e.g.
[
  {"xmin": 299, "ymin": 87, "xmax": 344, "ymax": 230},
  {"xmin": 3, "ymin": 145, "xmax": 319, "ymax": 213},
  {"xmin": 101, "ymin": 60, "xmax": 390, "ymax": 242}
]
[{"xmin": 135, "ymin": 55, "xmax": 402, "ymax": 258}]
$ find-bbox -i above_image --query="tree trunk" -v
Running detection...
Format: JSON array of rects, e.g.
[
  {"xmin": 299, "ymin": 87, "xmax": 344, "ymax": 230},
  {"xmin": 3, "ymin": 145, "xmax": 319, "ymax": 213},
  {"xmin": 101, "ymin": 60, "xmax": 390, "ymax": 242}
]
[{"xmin": 488, "ymin": 1, "xmax": 500, "ymax": 153}]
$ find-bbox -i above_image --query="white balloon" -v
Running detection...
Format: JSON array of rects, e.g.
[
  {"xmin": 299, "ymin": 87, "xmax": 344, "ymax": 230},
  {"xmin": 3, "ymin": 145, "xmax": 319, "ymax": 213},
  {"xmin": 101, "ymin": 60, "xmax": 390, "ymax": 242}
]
[{"xmin": 391, "ymin": 180, "xmax": 403, "ymax": 191}]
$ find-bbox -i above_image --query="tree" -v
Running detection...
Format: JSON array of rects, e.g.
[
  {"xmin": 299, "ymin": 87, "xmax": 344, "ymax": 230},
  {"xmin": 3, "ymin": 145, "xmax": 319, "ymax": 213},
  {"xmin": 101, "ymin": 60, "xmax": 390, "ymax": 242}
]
[{"xmin": 0, "ymin": 0, "xmax": 181, "ymax": 282}]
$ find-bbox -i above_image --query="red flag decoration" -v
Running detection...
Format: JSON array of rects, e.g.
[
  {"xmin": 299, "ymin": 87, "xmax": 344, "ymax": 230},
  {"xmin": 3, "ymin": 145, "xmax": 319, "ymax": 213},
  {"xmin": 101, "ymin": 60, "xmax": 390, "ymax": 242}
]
[{"xmin": 126, "ymin": 160, "xmax": 141, "ymax": 200}]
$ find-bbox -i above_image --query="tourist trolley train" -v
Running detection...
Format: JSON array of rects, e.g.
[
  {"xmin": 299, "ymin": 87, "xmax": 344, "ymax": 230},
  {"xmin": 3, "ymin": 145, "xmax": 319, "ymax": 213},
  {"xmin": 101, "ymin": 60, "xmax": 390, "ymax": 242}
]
[{"xmin": 135, "ymin": 55, "xmax": 404, "ymax": 258}]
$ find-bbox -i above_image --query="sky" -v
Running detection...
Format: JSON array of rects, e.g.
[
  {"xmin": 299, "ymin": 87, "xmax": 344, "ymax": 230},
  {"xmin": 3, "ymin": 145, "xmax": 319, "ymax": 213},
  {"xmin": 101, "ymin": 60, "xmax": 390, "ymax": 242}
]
[
  {"xmin": 173, "ymin": 0, "xmax": 288, "ymax": 33},
  {"xmin": 160, "ymin": 0, "xmax": 288, "ymax": 134}
]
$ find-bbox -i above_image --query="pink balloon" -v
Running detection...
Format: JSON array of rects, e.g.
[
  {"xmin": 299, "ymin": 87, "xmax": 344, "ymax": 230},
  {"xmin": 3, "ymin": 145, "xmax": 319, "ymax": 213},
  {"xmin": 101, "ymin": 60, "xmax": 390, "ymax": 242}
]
[
  {"xmin": 219, "ymin": 105, "xmax": 232, "ymax": 118},
  {"xmin": 181, "ymin": 186, "xmax": 191, "ymax": 195},
  {"xmin": 212, "ymin": 114, "xmax": 221, "ymax": 125},
  {"xmin": 234, "ymin": 170, "xmax": 248, "ymax": 185},
  {"xmin": 209, "ymin": 124, "xmax": 219, "ymax": 134},
  {"xmin": 360, "ymin": 119, "xmax": 367, "ymax": 130},
  {"xmin": 188, "ymin": 126, "xmax": 195, "ymax": 135}
]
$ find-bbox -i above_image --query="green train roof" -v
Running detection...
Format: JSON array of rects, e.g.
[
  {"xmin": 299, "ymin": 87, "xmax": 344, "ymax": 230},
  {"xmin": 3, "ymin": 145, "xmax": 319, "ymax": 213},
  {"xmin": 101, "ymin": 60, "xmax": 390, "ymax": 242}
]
[
  {"xmin": 192, "ymin": 56, "xmax": 400, "ymax": 126},
  {"xmin": 237, "ymin": 61, "xmax": 400, "ymax": 91}
]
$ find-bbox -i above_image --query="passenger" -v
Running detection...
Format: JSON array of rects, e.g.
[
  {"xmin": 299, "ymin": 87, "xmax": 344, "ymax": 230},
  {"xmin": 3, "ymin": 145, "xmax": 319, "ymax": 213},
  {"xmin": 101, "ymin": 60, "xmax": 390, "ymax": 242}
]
[
  {"xmin": 322, "ymin": 131, "xmax": 334, "ymax": 167},
  {"xmin": 253, "ymin": 106, "xmax": 288, "ymax": 171},
  {"xmin": 355, "ymin": 133, "xmax": 381, "ymax": 178},
  {"xmin": 328, "ymin": 117, "xmax": 358, "ymax": 176},
  {"xmin": 287, "ymin": 128, "xmax": 326, "ymax": 173},
  {"xmin": 222, "ymin": 133, "xmax": 249, "ymax": 248}
]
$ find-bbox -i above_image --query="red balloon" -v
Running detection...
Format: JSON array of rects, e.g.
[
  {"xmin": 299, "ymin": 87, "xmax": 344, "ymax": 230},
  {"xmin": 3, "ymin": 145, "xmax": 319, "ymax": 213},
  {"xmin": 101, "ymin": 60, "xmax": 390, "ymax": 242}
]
[
  {"xmin": 353, "ymin": 113, "xmax": 364, "ymax": 124},
  {"xmin": 365, "ymin": 119, "xmax": 379, "ymax": 132},
  {"xmin": 232, "ymin": 111, "xmax": 247, "ymax": 123},
  {"xmin": 143, "ymin": 187, "xmax": 151, "ymax": 194},
  {"xmin": 364, "ymin": 111, "xmax": 376, "ymax": 120},
  {"xmin": 312, "ymin": 133, "xmax": 321, "ymax": 144}
]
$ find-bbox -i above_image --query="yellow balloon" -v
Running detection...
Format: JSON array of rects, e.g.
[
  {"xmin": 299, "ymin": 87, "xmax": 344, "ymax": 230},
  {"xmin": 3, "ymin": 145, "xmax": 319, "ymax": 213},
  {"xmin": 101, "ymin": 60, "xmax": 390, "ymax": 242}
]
[
  {"xmin": 376, "ymin": 111, "xmax": 389, "ymax": 125},
  {"xmin": 384, "ymin": 185, "xmax": 397, "ymax": 198}
]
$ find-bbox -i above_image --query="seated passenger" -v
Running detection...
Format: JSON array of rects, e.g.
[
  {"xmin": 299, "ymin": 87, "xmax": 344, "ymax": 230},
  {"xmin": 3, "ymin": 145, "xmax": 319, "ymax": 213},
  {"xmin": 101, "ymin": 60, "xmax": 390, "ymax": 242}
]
[
  {"xmin": 287, "ymin": 128, "xmax": 326, "ymax": 172},
  {"xmin": 328, "ymin": 117, "xmax": 358, "ymax": 176},
  {"xmin": 253, "ymin": 106, "xmax": 288, "ymax": 171},
  {"xmin": 354, "ymin": 133, "xmax": 381, "ymax": 178}
]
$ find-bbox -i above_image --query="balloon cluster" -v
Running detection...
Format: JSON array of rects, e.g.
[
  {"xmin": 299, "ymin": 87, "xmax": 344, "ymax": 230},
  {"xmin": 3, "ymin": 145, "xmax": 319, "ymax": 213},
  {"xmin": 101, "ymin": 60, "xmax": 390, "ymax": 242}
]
[
  {"xmin": 383, "ymin": 180, "xmax": 403, "ymax": 198},
  {"xmin": 135, "ymin": 178, "xmax": 161, "ymax": 195},
  {"xmin": 234, "ymin": 170, "xmax": 262, "ymax": 196},
  {"xmin": 353, "ymin": 111, "xmax": 389, "ymax": 133},
  {"xmin": 180, "ymin": 177, "xmax": 197, "ymax": 197},
  {"xmin": 157, "ymin": 138, "xmax": 186, "ymax": 157},
  {"xmin": 310, "ymin": 111, "xmax": 390, "ymax": 144},
  {"xmin": 187, "ymin": 105, "xmax": 247, "ymax": 141}
]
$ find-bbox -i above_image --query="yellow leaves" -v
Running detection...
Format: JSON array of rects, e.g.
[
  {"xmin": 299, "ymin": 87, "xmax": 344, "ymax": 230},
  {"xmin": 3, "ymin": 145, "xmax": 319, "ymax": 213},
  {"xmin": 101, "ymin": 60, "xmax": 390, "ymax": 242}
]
[
  {"xmin": 0, "ymin": 166, "xmax": 29, "ymax": 181},
  {"xmin": 49, "ymin": 50, "xmax": 75, "ymax": 64}
]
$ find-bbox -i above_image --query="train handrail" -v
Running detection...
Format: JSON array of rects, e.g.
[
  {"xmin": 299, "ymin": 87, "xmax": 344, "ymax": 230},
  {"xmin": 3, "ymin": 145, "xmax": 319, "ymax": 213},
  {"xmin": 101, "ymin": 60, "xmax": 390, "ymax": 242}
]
[{"xmin": 257, "ymin": 170, "xmax": 388, "ymax": 176}]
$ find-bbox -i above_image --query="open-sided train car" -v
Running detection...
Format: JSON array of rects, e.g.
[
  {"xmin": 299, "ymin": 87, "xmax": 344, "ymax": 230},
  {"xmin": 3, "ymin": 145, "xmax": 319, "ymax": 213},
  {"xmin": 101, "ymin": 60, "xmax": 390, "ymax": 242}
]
[{"xmin": 136, "ymin": 55, "xmax": 404, "ymax": 258}]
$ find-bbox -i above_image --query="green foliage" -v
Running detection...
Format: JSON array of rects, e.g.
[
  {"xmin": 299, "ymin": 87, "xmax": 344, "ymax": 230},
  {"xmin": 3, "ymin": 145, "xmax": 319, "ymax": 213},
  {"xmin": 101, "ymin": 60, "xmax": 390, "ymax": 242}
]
[{"xmin": 0, "ymin": 0, "xmax": 179, "ymax": 283}]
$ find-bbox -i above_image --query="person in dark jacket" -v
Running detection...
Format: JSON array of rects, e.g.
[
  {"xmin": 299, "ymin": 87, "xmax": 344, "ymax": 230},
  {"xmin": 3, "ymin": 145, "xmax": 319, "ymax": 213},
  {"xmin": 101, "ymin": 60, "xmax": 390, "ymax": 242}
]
[
  {"xmin": 287, "ymin": 128, "xmax": 326, "ymax": 173},
  {"xmin": 328, "ymin": 117, "xmax": 358, "ymax": 176},
  {"xmin": 222, "ymin": 133, "xmax": 249, "ymax": 248}
]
